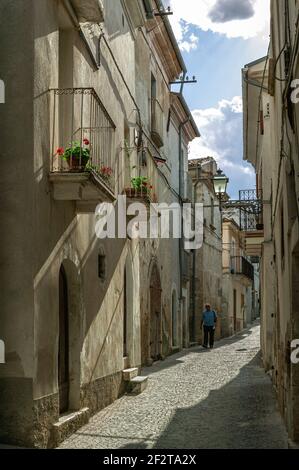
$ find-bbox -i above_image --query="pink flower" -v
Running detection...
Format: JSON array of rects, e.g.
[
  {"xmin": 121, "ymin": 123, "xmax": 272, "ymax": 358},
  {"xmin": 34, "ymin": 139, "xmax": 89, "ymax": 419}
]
[
  {"xmin": 83, "ymin": 138, "xmax": 90, "ymax": 145},
  {"xmin": 56, "ymin": 147, "xmax": 64, "ymax": 156}
]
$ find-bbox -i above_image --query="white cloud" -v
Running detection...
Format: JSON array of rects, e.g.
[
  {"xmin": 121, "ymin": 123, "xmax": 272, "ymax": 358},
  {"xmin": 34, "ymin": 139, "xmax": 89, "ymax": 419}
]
[
  {"xmin": 165, "ymin": 0, "xmax": 270, "ymax": 50},
  {"xmin": 180, "ymin": 32, "xmax": 199, "ymax": 52},
  {"xmin": 189, "ymin": 96, "xmax": 255, "ymax": 194}
]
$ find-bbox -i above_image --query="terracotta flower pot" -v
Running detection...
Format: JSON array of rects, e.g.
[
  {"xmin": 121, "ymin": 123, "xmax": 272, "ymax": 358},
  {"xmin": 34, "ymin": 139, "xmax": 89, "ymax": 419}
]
[
  {"xmin": 124, "ymin": 187, "xmax": 151, "ymax": 202},
  {"xmin": 65, "ymin": 154, "xmax": 90, "ymax": 172}
]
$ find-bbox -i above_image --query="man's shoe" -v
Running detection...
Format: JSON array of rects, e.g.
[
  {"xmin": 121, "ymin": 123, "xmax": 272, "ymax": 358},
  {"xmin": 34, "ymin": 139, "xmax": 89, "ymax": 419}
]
[{"xmin": 202, "ymin": 345, "xmax": 208, "ymax": 349}]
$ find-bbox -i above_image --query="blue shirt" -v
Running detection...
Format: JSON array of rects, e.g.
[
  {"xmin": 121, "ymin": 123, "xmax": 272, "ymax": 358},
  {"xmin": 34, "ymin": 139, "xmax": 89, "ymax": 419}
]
[{"xmin": 202, "ymin": 310, "xmax": 217, "ymax": 327}]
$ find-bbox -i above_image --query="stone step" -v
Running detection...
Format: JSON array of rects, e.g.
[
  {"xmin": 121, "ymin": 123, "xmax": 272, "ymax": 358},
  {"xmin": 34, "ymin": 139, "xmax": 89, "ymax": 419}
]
[
  {"xmin": 128, "ymin": 376, "xmax": 148, "ymax": 395},
  {"xmin": 51, "ymin": 408, "xmax": 90, "ymax": 447},
  {"xmin": 123, "ymin": 367, "xmax": 139, "ymax": 381},
  {"xmin": 123, "ymin": 356, "xmax": 130, "ymax": 370}
]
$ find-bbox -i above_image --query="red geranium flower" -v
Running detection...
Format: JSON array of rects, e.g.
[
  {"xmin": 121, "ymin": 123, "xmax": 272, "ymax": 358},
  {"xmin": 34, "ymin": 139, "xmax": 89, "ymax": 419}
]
[
  {"xmin": 56, "ymin": 147, "xmax": 64, "ymax": 156},
  {"xmin": 100, "ymin": 166, "xmax": 113, "ymax": 176},
  {"xmin": 83, "ymin": 138, "xmax": 90, "ymax": 145}
]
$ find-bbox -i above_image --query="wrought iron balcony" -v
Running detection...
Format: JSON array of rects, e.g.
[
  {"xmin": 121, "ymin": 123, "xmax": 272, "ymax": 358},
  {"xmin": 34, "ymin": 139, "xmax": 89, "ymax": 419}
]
[
  {"xmin": 151, "ymin": 99, "xmax": 164, "ymax": 148},
  {"xmin": 231, "ymin": 256, "xmax": 254, "ymax": 282},
  {"xmin": 50, "ymin": 87, "xmax": 116, "ymax": 211},
  {"xmin": 239, "ymin": 189, "xmax": 264, "ymax": 232}
]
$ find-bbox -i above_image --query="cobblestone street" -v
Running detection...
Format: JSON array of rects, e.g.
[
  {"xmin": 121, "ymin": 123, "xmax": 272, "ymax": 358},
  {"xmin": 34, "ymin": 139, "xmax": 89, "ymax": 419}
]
[{"xmin": 59, "ymin": 323, "xmax": 288, "ymax": 449}]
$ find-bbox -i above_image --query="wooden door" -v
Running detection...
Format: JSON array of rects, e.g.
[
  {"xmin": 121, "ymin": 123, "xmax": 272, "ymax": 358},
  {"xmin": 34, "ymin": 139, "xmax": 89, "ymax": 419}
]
[
  {"xmin": 59, "ymin": 266, "xmax": 69, "ymax": 414},
  {"xmin": 123, "ymin": 270, "xmax": 127, "ymax": 358},
  {"xmin": 150, "ymin": 265, "xmax": 162, "ymax": 361}
]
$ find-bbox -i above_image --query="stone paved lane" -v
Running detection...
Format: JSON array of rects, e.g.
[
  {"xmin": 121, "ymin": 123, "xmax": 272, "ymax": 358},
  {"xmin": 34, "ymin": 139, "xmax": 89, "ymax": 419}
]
[{"xmin": 59, "ymin": 323, "xmax": 288, "ymax": 449}]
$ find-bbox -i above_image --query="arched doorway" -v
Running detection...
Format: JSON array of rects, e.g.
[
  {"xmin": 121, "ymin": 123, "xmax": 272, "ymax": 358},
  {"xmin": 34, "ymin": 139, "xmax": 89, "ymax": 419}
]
[
  {"xmin": 291, "ymin": 245, "xmax": 299, "ymax": 440},
  {"xmin": 172, "ymin": 290, "xmax": 178, "ymax": 347},
  {"xmin": 59, "ymin": 265, "xmax": 69, "ymax": 414},
  {"xmin": 123, "ymin": 268, "xmax": 128, "ymax": 359},
  {"xmin": 58, "ymin": 259, "xmax": 82, "ymax": 414},
  {"xmin": 150, "ymin": 264, "xmax": 162, "ymax": 361},
  {"xmin": 124, "ymin": 254, "xmax": 134, "ymax": 366}
]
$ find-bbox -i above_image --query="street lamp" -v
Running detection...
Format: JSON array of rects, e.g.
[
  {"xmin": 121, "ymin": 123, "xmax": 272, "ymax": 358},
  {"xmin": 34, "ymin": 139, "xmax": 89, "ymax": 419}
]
[{"xmin": 213, "ymin": 169, "xmax": 229, "ymax": 210}]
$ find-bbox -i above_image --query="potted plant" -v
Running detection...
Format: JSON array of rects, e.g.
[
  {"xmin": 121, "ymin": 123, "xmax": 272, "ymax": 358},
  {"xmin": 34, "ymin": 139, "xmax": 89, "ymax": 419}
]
[
  {"xmin": 57, "ymin": 138, "xmax": 90, "ymax": 171},
  {"xmin": 125, "ymin": 177, "xmax": 153, "ymax": 200}
]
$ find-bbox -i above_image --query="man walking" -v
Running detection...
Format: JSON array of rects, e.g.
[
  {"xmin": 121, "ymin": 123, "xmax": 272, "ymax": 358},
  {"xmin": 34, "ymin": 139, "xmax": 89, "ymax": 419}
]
[{"xmin": 201, "ymin": 304, "xmax": 217, "ymax": 349}]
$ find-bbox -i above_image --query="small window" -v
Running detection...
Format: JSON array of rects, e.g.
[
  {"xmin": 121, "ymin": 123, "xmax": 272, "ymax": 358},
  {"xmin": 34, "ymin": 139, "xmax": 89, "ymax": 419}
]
[
  {"xmin": 281, "ymin": 206, "xmax": 285, "ymax": 262},
  {"xmin": 211, "ymin": 197, "xmax": 215, "ymax": 226},
  {"xmin": 98, "ymin": 252, "xmax": 106, "ymax": 281},
  {"xmin": 259, "ymin": 110, "xmax": 264, "ymax": 135}
]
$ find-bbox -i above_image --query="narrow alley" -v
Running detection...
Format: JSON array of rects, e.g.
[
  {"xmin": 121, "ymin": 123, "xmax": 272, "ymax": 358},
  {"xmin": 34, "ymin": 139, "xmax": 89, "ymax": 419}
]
[
  {"xmin": 59, "ymin": 323, "xmax": 288, "ymax": 449},
  {"xmin": 1, "ymin": 0, "xmax": 299, "ymax": 453}
]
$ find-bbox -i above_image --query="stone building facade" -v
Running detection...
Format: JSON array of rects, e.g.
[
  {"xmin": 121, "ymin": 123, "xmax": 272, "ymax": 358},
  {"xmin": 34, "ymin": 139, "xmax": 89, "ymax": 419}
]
[
  {"xmin": 188, "ymin": 158, "xmax": 224, "ymax": 343},
  {"xmin": 222, "ymin": 217, "xmax": 254, "ymax": 336},
  {"xmin": 0, "ymin": 0, "xmax": 199, "ymax": 448},
  {"xmin": 242, "ymin": 0, "xmax": 299, "ymax": 442}
]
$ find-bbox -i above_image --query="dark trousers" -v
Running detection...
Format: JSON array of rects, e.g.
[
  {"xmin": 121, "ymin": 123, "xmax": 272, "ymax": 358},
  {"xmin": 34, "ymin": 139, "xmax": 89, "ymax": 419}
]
[{"xmin": 203, "ymin": 326, "xmax": 215, "ymax": 348}]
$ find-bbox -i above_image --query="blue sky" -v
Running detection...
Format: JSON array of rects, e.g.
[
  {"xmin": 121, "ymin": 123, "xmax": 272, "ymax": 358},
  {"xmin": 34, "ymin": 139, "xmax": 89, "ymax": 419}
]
[{"xmin": 165, "ymin": 0, "xmax": 270, "ymax": 199}]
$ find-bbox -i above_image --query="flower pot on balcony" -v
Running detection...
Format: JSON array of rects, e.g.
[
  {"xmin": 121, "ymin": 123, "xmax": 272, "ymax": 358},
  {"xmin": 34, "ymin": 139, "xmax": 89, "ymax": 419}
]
[
  {"xmin": 124, "ymin": 188, "xmax": 151, "ymax": 202},
  {"xmin": 65, "ymin": 154, "xmax": 90, "ymax": 172}
]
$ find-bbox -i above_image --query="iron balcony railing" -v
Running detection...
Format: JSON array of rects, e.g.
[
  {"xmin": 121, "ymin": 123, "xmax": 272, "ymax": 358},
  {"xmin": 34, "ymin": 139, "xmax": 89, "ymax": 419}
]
[
  {"xmin": 151, "ymin": 98, "xmax": 164, "ymax": 148},
  {"xmin": 239, "ymin": 189, "xmax": 264, "ymax": 232},
  {"xmin": 50, "ymin": 87, "xmax": 116, "ymax": 191},
  {"xmin": 231, "ymin": 256, "xmax": 254, "ymax": 282}
]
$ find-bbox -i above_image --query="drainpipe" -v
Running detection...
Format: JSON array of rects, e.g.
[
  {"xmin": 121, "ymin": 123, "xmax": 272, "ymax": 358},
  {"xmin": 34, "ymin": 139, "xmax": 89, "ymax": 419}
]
[
  {"xmin": 178, "ymin": 116, "xmax": 190, "ymax": 347},
  {"xmin": 98, "ymin": 30, "xmax": 142, "ymax": 138},
  {"xmin": 63, "ymin": 0, "xmax": 143, "ymax": 144}
]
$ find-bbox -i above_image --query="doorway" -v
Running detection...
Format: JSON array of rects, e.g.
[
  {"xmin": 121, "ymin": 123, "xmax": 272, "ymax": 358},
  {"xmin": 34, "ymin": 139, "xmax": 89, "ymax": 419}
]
[
  {"xmin": 58, "ymin": 266, "xmax": 70, "ymax": 414},
  {"xmin": 123, "ymin": 269, "xmax": 128, "ymax": 359},
  {"xmin": 172, "ymin": 290, "xmax": 178, "ymax": 347},
  {"xmin": 150, "ymin": 264, "xmax": 162, "ymax": 361},
  {"xmin": 233, "ymin": 289, "xmax": 237, "ymax": 333},
  {"xmin": 291, "ymin": 247, "xmax": 299, "ymax": 440},
  {"xmin": 123, "ymin": 255, "xmax": 134, "ymax": 367}
]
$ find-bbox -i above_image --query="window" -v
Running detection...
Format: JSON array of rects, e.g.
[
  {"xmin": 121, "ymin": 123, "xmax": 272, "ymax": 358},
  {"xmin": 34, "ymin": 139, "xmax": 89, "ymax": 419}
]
[
  {"xmin": 211, "ymin": 197, "xmax": 215, "ymax": 226},
  {"xmin": 98, "ymin": 251, "xmax": 106, "ymax": 281},
  {"xmin": 151, "ymin": 74, "xmax": 157, "ymax": 101},
  {"xmin": 281, "ymin": 206, "xmax": 285, "ymax": 262},
  {"xmin": 259, "ymin": 109, "xmax": 264, "ymax": 135},
  {"xmin": 172, "ymin": 290, "xmax": 178, "ymax": 347}
]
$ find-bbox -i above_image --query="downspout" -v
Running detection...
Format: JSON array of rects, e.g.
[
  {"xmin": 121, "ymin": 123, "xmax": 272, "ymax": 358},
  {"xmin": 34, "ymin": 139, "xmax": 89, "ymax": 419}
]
[
  {"xmin": 63, "ymin": 0, "xmax": 143, "ymax": 143},
  {"xmin": 178, "ymin": 117, "xmax": 190, "ymax": 346},
  {"xmin": 98, "ymin": 30, "xmax": 142, "ymax": 137}
]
